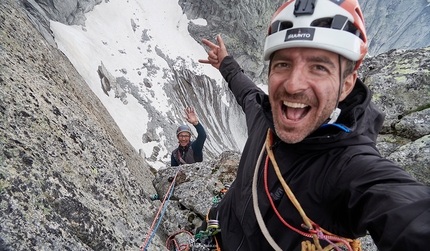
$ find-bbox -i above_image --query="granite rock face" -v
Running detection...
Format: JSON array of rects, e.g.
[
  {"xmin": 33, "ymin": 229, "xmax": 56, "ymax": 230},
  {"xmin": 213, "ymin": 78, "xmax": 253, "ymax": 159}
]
[
  {"xmin": 12, "ymin": 0, "xmax": 102, "ymax": 46},
  {"xmin": 359, "ymin": 47, "xmax": 430, "ymax": 186},
  {"xmin": 1, "ymin": 1, "xmax": 166, "ymax": 250},
  {"xmin": 360, "ymin": 0, "xmax": 430, "ymax": 56}
]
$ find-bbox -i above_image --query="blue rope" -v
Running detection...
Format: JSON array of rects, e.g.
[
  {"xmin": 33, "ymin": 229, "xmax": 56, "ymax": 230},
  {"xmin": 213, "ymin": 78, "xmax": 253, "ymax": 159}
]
[{"xmin": 143, "ymin": 165, "xmax": 180, "ymax": 251}]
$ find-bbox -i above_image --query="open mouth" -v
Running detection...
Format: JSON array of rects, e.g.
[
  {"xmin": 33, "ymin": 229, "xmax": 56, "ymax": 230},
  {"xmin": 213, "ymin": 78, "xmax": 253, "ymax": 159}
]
[{"xmin": 282, "ymin": 101, "xmax": 310, "ymax": 121}]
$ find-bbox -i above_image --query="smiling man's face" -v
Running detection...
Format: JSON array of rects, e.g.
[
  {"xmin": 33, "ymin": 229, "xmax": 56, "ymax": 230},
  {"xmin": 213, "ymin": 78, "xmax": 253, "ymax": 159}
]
[
  {"xmin": 177, "ymin": 132, "xmax": 191, "ymax": 147},
  {"xmin": 268, "ymin": 47, "xmax": 356, "ymax": 144}
]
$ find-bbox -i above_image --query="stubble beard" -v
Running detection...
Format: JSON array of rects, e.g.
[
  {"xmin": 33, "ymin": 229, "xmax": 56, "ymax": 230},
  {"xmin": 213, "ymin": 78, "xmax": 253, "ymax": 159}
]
[
  {"xmin": 273, "ymin": 114, "xmax": 327, "ymax": 144},
  {"xmin": 271, "ymin": 93, "xmax": 335, "ymax": 144}
]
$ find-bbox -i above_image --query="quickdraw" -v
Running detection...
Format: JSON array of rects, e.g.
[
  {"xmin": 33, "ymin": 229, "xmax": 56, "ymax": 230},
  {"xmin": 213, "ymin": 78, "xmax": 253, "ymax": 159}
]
[{"xmin": 191, "ymin": 218, "xmax": 221, "ymax": 251}]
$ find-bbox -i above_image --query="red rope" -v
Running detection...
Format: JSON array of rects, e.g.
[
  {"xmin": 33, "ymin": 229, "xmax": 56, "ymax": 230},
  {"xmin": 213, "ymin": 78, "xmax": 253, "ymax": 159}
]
[
  {"xmin": 263, "ymin": 150, "xmax": 352, "ymax": 250},
  {"xmin": 263, "ymin": 155, "xmax": 311, "ymax": 237},
  {"xmin": 165, "ymin": 230, "xmax": 194, "ymax": 250}
]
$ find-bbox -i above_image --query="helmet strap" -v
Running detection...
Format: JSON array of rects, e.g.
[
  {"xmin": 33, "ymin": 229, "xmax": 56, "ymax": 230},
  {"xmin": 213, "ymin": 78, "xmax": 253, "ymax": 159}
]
[{"xmin": 327, "ymin": 55, "xmax": 344, "ymax": 124}]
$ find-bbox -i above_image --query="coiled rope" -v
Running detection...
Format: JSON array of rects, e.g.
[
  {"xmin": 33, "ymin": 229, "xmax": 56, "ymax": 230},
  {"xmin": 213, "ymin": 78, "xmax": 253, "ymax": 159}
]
[
  {"xmin": 141, "ymin": 165, "xmax": 182, "ymax": 251},
  {"xmin": 165, "ymin": 230, "xmax": 194, "ymax": 251}
]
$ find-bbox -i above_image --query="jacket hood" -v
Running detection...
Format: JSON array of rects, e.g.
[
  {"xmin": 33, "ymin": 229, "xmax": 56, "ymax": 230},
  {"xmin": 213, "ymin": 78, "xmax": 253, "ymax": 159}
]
[{"xmin": 337, "ymin": 78, "xmax": 384, "ymax": 141}]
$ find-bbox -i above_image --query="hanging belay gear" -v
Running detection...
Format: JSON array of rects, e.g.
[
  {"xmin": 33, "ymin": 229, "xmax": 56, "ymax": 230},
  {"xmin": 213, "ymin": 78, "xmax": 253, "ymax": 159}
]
[
  {"xmin": 212, "ymin": 185, "xmax": 229, "ymax": 205},
  {"xmin": 191, "ymin": 185, "xmax": 229, "ymax": 251},
  {"xmin": 192, "ymin": 216, "xmax": 222, "ymax": 251}
]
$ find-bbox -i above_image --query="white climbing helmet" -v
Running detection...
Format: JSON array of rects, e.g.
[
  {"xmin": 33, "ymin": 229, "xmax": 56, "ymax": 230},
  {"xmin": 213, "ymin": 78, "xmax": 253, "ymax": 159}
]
[{"xmin": 264, "ymin": 0, "xmax": 368, "ymax": 69}]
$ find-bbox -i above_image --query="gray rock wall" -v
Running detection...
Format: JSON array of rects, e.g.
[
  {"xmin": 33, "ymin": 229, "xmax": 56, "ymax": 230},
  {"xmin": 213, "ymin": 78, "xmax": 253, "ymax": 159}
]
[
  {"xmin": 360, "ymin": 48, "xmax": 430, "ymax": 186},
  {"xmin": 360, "ymin": 0, "xmax": 430, "ymax": 56},
  {"xmin": 0, "ymin": 1, "xmax": 167, "ymax": 250}
]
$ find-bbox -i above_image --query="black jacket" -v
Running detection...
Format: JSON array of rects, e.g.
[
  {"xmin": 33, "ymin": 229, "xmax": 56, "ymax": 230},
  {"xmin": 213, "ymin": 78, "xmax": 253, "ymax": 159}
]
[{"xmin": 212, "ymin": 56, "xmax": 430, "ymax": 251}]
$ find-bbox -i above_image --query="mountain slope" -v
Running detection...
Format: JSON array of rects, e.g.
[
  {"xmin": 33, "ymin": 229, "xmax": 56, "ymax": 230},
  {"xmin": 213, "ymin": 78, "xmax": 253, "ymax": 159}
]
[{"xmin": 360, "ymin": 0, "xmax": 430, "ymax": 56}]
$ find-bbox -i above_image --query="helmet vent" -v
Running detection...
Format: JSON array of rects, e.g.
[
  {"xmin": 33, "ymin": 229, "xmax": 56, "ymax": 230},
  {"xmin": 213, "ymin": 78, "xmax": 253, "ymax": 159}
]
[
  {"xmin": 270, "ymin": 20, "xmax": 294, "ymax": 35},
  {"xmin": 311, "ymin": 16, "xmax": 363, "ymax": 40},
  {"xmin": 330, "ymin": 15, "xmax": 349, "ymax": 30}
]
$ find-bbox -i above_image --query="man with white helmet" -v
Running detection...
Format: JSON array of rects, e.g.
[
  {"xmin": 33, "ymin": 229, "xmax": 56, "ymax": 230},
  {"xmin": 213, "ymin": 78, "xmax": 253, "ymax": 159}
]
[
  {"xmin": 199, "ymin": 0, "xmax": 430, "ymax": 250},
  {"xmin": 171, "ymin": 107, "xmax": 206, "ymax": 166}
]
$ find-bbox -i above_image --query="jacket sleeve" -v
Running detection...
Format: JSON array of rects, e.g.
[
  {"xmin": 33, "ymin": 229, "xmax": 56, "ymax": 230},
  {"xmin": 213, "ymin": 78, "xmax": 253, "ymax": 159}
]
[
  {"xmin": 191, "ymin": 122, "xmax": 206, "ymax": 162},
  {"xmin": 337, "ymin": 152, "xmax": 430, "ymax": 251},
  {"xmin": 219, "ymin": 56, "xmax": 266, "ymax": 110},
  {"xmin": 363, "ymin": 182, "xmax": 430, "ymax": 251}
]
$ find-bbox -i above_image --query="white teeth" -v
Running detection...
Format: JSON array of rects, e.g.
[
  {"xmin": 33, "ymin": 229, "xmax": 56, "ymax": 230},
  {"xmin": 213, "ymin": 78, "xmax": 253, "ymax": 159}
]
[{"xmin": 283, "ymin": 101, "xmax": 308, "ymax": 108}]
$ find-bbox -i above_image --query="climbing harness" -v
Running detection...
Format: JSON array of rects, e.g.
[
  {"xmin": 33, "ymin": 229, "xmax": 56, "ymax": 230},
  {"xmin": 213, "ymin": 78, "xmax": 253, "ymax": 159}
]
[
  {"xmin": 141, "ymin": 165, "xmax": 182, "ymax": 251},
  {"xmin": 252, "ymin": 129, "xmax": 362, "ymax": 251}
]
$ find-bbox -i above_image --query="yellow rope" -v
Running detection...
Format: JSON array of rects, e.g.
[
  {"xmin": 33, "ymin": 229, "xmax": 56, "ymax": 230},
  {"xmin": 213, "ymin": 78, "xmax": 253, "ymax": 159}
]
[
  {"xmin": 265, "ymin": 129, "xmax": 361, "ymax": 251},
  {"xmin": 264, "ymin": 130, "xmax": 323, "ymax": 250}
]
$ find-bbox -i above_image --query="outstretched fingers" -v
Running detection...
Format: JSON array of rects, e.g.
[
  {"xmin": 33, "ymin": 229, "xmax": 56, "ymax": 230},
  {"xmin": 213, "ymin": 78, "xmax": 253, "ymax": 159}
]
[
  {"xmin": 199, "ymin": 39, "xmax": 220, "ymax": 65},
  {"xmin": 199, "ymin": 35, "xmax": 229, "ymax": 69},
  {"xmin": 199, "ymin": 50, "xmax": 219, "ymax": 64},
  {"xmin": 185, "ymin": 107, "xmax": 194, "ymax": 114},
  {"xmin": 184, "ymin": 107, "xmax": 198, "ymax": 125},
  {"xmin": 216, "ymin": 34, "xmax": 226, "ymax": 52},
  {"xmin": 201, "ymin": 38, "xmax": 220, "ymax": 50}
]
